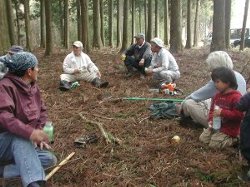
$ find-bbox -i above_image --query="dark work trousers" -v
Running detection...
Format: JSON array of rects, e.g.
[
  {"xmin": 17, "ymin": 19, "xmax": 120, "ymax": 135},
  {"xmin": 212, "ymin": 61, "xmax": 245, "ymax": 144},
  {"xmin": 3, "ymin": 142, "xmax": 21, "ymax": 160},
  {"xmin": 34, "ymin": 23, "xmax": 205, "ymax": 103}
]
[
  {"xmin": 240, "ymin": 114, "xmax": 250, "ymax": 165},
  {"xmin": 124, "ymin": 56, "xmax": 151, "ymax": 75}
]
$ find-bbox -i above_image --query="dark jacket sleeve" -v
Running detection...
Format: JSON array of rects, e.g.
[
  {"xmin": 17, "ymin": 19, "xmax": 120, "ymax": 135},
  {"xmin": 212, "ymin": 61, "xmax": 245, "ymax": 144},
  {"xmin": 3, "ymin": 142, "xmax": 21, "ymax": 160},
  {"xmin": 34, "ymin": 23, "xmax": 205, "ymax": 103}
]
[
  {"xmin": 125, "ymin": 44, "xmax": 135, "ymax": 56},
  {"xmin": 0, "ymin": 84, "xmax": 34, "ymax": 139},
  {"xmin": 237, "ymin": 93, "xmax": 250, "ymax": 112},
  {"xmin": 142, "ymin": 42, "xmax": 152, "ymax": 60}
]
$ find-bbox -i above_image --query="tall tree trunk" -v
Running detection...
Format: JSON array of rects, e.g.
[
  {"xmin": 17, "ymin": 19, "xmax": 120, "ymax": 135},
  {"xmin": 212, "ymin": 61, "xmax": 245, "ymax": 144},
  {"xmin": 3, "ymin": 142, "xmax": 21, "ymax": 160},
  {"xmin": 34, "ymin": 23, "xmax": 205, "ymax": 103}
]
[
  {"xmin": 225, "ymin": 0, "xmax": 231, "ymax": 49},
  {"xmin": 0, "ymin": 0, "xmax": 10, "ymax": 53},
  {"xmin": 59, "ymin": 1, "xmax": 64, "ymax": 45},
  {"xmin": 144, "ymin": 0, "xmax": 147, "ymax": 37},
  {"xmin": 23, "ymin": 0, "xmax": 31, "ymax": 51},
  {"xmin": 164, "ymin": 0, "xmax": 169, "ymax": 45},
  {"xmin": 120, "ymin": 0, "xmax": 129, "ymax": 52},
  {"xmin": 170, "ymin": 0, "xmax": 183, "ymax": 53},
  {"xmin": 93, "ymin": 0, "xmax": 103, "ymax": 48},
  {"xmin": 146, "ymin": 0, "xmax": 153, "ymax": 41},
  {"xmin": 139, "ymin": 4, "xmax": 142, "ymax": 33},
  {"xmin": 45, "ymin": 0, "xmax": 52, "ymax": 55},
  {"xmin": 210, "ymin": 0, "xmax": 226, "ymax": 52},
  {"xmin": 40, "ymin": 0, "xmax": 45, "ymax": 48},
  {"xmin": 80, "ymin": 0, "xmax": 90, "ymax": 52},
  {"xmin": 193, "ymin": 0, "xmax": 200, "ymax": 47},
  {"xmin": 116, "ymin": 0, "xmax": 122, "ymax": 47},
  {"xmin": 64, "ymin": 0, "xmax": 69, "ymax": 48},
  {"xmin": 240, "ymin": 0, "xmax": 249, "ymax": 51},
  {"xmin": 131, "ymin": 0, "xmax": 135, "ymax": 44},
  {"xmin": 5, "ymin": 0, "xmax": 16, "ymax": 45},
  {"xmin": 108, "ymin": 0, "xmax": 113, "ymax": 47},
  {"xmin": 13, "ymin": 0, "xmax": 21, "ymax": 45},
  {"xmin": 155, "ymin": 0, "xmax": 159, "ymax": 37},
  {"xmin": 185, "ymin": 0, "xmax": 192, "ymax": 48},
  {"xmin": 100, "ymin": 0, "xmax": 105, "ymax": 46},
  {"xmin": 77, "ymin": 0, "xmax": 82, "ymax": 41}
]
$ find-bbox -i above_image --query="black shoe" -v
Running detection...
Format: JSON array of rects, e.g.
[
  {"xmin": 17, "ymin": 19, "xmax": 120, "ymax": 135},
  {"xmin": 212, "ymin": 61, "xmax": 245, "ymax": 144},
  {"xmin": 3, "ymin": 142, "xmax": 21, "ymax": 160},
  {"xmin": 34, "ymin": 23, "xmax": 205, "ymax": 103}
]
[
  {"xmin": 59, "ymin": 80, "xmax": 71, "ymax": 91},
  {"xmin": 74, "ymin": 133, "xmax": 99, "ymax": 148},
  {"xmin": 28, "ymin": 181, "xmax": 46, "ymax": 187},
  {"xmin": 92, "ymin": 78, "xmax": 109, "ymax": 88},
  {"xmin": 99, "ymin": 81, "xmax": 109, "ymax": 88}
]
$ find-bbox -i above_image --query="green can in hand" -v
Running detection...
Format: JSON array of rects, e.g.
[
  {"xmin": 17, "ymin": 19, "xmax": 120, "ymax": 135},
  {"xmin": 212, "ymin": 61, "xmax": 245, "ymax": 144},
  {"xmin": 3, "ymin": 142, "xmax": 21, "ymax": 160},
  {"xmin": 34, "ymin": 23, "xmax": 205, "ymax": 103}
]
[{"xmin": 43, "ymin": 121, "xmax": 54, "ymax": 143}]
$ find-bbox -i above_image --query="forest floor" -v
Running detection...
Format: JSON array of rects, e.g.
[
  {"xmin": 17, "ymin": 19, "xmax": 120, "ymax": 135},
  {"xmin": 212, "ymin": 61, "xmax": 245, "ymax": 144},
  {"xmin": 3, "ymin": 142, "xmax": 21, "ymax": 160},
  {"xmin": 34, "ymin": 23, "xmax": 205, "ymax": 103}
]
[{"xmin": 25, "ymin": 47, "xmax": 250, "ymax": 186}]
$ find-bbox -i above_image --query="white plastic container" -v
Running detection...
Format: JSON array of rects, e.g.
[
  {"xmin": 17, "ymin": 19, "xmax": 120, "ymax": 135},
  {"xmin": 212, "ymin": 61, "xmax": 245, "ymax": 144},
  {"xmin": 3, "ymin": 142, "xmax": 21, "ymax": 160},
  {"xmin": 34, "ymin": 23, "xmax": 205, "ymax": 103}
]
[{"xmin": 213, "ymin": 105, "xmax": 221, "ymax": 130}]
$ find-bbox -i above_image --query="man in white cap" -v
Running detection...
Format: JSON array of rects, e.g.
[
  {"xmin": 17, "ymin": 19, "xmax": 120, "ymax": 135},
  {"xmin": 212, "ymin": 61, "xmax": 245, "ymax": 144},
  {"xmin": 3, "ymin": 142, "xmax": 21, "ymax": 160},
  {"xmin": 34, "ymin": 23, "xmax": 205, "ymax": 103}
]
[
  {"xmin": 145, "ymin": 37, "xmax": 180, "ymax": 84},
  {"xmin": 123, "ymin": 33, "xmax": 152, "ymax": 79},
  {"xmin": 59, "ymin": 41, "xmax": 109, "ymax": 91}
]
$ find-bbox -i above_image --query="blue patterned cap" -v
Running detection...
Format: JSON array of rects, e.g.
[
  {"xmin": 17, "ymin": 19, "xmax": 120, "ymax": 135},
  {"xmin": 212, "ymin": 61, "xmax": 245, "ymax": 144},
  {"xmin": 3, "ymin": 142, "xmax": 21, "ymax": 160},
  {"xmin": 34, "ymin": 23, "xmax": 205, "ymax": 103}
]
[{"xmin": 5, "ymin": 52, "xmax": 38, "ymax": 72}]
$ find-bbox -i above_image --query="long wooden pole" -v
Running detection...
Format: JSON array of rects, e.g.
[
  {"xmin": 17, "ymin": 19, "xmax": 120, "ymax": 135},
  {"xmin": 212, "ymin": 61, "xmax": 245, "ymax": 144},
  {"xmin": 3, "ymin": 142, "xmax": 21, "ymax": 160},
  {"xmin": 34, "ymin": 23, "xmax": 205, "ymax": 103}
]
[{"xmin": 45, "ymin": 152, "xmax": 75, "ymax": 180}]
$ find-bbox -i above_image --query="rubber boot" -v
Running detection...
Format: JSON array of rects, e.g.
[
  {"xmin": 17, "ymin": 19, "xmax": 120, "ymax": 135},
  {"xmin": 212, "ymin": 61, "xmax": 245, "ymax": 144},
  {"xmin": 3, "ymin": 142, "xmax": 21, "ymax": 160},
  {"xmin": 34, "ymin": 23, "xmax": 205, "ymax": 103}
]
[
  {"xmin": 92, "ymin": 78, "xmax": 109, "ymax": 88},
  {"xmin": 59, "ymin": 80, "xmax": 71, "ymax": 91}
]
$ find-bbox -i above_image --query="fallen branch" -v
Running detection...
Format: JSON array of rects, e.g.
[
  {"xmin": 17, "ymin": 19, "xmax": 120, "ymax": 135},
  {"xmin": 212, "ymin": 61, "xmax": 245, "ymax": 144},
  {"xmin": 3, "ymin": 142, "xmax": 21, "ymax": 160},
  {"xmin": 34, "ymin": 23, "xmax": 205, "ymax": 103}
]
[
  {"xmin": 79, "ymin": 113, "xmax": 122, "ymax": 145},
  {"xmin": 45, "ymin": 152, "xmax": 75, "ymax": 180}
]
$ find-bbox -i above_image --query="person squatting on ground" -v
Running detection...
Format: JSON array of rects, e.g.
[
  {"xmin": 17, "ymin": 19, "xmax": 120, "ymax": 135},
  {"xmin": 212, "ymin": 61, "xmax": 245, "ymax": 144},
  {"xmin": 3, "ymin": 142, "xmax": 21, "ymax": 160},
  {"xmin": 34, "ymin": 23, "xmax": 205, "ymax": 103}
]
[
  {"xmin": 199, "ymin": 67, "xmax": 243, "ymax": 149},
  {"xmin": 145, "ymin": 37, "xmax": 180, "ymax": 85},
  {"xmin": 236, "ymin": 89, "xmax": 250, "ymax": 181},
  {"xmin": 0, "ymin": 45, "xmax": 24, "ymax": 79},
  {"xmin": 123, "ymin": 33, "xmax": 152, "ymax": 79},
  {"xmin": 59, "ymin": 41, "xmax": 109, "ymax": 91},
  {"xmin": 180, "ymin": 51, "xmax": 246, "ymax": 127},
  {"xmin": 0, "ymin": 52, "xmax": 57, "ymax": 187}
]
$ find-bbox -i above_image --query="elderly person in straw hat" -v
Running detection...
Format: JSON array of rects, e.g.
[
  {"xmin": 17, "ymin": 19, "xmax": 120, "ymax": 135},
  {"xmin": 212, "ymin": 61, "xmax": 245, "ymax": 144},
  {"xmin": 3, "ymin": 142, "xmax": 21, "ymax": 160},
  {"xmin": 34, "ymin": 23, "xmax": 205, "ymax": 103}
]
[
  {"xmin": 0, "ymin": 52, "xmax": 57, "ymax": 187},
  {"xmin": 59, "ymin": 41, "xmax": 109, "ymax": 91},
  {"xmin": 145, "ymin": 37, "xmax": 180, "ymax": 84},
  {"xmin": 180, "ymin": 51, "xmax": 246, "ymax": 127}
]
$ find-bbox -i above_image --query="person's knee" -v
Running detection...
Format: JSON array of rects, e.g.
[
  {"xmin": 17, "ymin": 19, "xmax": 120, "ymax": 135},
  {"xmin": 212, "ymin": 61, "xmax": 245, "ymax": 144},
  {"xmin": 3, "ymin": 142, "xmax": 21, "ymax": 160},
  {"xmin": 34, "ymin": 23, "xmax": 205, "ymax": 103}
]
[
  {"xmin": 42, "ymin": 152, "xmax": 57, "ymax": 169},
  {"xmin": 124, "ymin": 56, "xmax": 134, "ymax": 66},
  {"xmin": 182, "ymin": 99, "xmax": 195, "ymax": 116},
  {"xmin": 47, "ymin": 153, "xmax": 57, "ymax": 167}
]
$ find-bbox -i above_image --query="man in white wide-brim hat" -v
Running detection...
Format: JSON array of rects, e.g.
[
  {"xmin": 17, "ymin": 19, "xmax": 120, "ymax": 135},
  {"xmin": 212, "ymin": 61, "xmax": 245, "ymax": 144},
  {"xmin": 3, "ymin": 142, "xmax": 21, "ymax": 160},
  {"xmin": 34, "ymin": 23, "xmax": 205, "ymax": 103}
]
[{"xmin": 145, "ymin": 37, "xmax": 180, "ymax": 84}]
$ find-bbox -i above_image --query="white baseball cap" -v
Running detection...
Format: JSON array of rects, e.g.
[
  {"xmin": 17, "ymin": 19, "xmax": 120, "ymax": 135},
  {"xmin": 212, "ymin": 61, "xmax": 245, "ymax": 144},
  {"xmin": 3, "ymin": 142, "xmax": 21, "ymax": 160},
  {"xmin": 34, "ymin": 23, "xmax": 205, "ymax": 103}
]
[
  {"xmin": 73, "ymin": 41, "xmax": 83, "ymax": 48},
  {"xmin": 150, "ymin": 38, "xmax": 165, "ymax": 48}
]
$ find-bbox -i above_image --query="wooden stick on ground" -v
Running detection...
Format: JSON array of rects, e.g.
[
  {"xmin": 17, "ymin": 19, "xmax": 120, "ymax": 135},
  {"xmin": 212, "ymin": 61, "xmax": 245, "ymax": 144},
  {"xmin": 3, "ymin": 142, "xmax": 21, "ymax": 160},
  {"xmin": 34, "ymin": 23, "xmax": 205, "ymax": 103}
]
[
  {"xmin": 46, "ymin": 152, "xmax": 75, "ymax": 180},
  {"xmin": 79, "ymin": 113, "xmax": 122, "ymax": 145}
]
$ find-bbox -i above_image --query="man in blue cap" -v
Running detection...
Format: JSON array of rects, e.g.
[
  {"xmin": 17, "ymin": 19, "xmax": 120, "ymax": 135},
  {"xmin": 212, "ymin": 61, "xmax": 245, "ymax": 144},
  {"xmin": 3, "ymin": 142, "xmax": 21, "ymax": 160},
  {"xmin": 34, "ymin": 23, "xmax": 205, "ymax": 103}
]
[{"xmin": 0, "ymin": 52, "xmax": 57, "ymax": 187}]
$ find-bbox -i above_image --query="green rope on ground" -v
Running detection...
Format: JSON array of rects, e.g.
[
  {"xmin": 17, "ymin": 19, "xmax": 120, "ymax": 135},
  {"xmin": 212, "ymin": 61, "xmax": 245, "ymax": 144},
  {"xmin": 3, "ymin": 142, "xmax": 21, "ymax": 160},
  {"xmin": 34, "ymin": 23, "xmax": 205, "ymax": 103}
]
[{"xmin": 122, "ymin": 97, "xmax": 184, "ymax": 103}]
